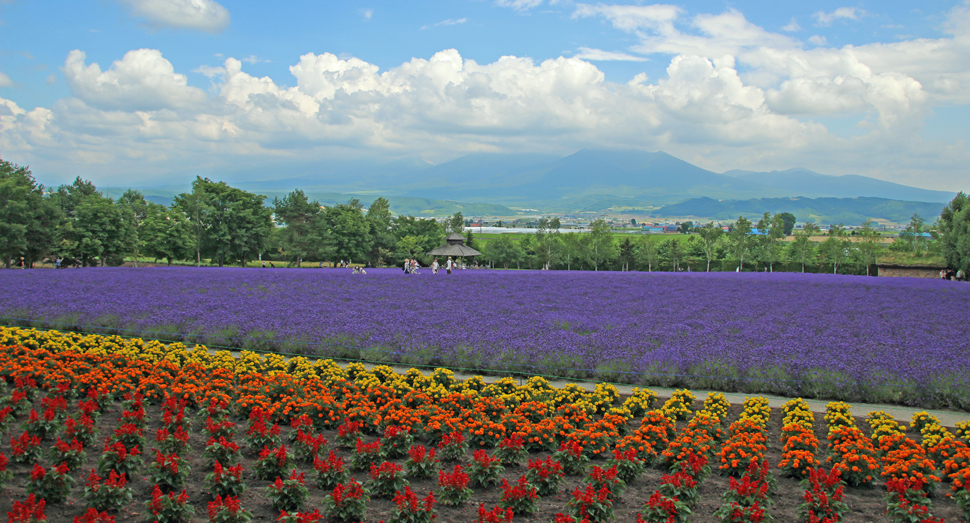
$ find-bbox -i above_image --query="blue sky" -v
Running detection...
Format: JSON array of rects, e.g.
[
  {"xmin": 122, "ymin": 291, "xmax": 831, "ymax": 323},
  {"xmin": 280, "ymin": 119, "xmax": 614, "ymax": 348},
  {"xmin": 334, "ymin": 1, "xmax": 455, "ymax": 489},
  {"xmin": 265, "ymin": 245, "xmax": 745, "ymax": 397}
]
[{"xmin": 1, "ymin": 0, "xmax": 969, "ymax": 191}]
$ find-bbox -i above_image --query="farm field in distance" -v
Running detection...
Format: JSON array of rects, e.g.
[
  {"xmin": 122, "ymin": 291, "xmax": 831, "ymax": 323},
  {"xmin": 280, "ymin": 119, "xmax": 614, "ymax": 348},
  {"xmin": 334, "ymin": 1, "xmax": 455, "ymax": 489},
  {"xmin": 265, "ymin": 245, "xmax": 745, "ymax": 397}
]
[{"xmin": 1, "ymin": 267, "xmax": 968, "ymax": 410}]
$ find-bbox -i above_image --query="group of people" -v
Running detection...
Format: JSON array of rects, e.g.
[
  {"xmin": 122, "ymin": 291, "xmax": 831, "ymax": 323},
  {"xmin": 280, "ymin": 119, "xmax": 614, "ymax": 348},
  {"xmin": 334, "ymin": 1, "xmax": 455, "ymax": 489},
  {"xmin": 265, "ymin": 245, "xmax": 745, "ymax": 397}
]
[
  {"xmin": 941, "ymin": 268, "xmax": 966, "ymax": 281},
  {"xmin": 405, "ymin": 257, "xmax": 457, "ymax": 275}
]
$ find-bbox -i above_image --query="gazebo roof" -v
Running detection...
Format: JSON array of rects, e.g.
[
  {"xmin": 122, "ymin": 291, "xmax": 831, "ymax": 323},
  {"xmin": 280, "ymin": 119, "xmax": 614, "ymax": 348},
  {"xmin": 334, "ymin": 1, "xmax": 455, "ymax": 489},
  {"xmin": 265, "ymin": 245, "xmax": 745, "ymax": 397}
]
[
  {"xmin": 428, "ymin": 232, "xmax": 482, "ymax": 257},
  {"xmin": 428, "ymin": 244, "xmax": 482, "ymax": 257}
]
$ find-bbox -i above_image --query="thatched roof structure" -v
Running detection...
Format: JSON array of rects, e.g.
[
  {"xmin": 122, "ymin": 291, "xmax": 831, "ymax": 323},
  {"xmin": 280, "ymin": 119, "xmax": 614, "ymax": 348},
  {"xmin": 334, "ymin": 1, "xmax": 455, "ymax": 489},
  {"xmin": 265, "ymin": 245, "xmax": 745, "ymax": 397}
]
[{"xmin": 428, "ymin": 233, "xmax": 482, "ymax": 258}]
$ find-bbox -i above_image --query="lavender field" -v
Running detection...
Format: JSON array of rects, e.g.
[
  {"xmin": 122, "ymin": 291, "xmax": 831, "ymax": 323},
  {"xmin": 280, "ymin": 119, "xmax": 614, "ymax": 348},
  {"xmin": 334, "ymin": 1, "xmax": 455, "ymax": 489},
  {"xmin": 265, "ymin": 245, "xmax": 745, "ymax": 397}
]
[{"xmin": 2, "ymin": 267, "xmax": 969, "ymax": 409}]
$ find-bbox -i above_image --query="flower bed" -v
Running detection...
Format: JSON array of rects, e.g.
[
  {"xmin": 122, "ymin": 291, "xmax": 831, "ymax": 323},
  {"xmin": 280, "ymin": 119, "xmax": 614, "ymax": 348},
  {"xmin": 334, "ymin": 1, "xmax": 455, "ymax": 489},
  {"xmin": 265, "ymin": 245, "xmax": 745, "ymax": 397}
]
[{"xmin": 0, "ymin": 328, "xmax": 968, "ymax": 522}]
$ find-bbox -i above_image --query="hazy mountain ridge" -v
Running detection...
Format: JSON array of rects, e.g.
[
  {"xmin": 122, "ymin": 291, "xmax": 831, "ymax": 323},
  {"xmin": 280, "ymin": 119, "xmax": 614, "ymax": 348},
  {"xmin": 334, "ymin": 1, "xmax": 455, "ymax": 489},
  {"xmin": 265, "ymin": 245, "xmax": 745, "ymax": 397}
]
[
  {"xmin": 722, "ymin": 167, "xmax": 954, "ymax": 202},
  {"xmin": 97, "ymin": 149, "xmax": 958, "ymax": 219},
  {"xmin": 656, "ymin": 196, "xmax": 948, "ymax": 225}
]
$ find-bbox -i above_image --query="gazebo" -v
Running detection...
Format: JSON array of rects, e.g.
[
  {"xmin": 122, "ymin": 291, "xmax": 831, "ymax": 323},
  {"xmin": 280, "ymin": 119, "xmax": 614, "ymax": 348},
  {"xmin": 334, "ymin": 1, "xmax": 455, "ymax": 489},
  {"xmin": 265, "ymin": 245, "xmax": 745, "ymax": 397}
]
[{"xmin": 428, "ymin": 233, "xmax": 482, "ymax": 261}]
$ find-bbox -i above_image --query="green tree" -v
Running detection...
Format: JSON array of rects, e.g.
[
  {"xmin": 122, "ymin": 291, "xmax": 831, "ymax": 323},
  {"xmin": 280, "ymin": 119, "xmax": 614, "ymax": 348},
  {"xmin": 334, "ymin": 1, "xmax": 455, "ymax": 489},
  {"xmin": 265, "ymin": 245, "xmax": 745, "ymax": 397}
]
[
  {"xmin": 50, "ymin": 177, "xmax": 101, "ymax": 264},
  {"xmin": 586, "ymin": 218, "xmax": 616, "ymax": 271},
  {"xmin": 856, "ymin": 219, "xmax": 883, "ymax": 276},
  {"xmin": 939, "ymin": 192, "xmax": 970, "ymax": 275},
  {"xmin": 777, "ymin": 212, "xmax": 797, "ymax": 236},
  {"xmin": 534, "ymin": 218, "xmax": 562, "ymax": 270},
  {"xmin": 52, "ymin": 177, "xmax": 100, "ymax": 219},
  {"xmin": 729, "ymin": 216, "xmax": 754, "ymax": 271},
  {"xmin": 173, "ymin": 177, "xmax": 272, "ymax": 267},
  {"xmin": 892, "ymin": 213, "xmax": 930, "ymax": 256},
  {"xmin": 116, "ymin": 189, "xmax": 148, "ymax": 267},
  {"xmin": 390, "ymin": 215, "xmax": 444, "ymax": 264},
  {"xmin": 775, "ymin": 212, "xmax": 796, "ymax": 236},
  {"xmin": 635, "ymin": 237, "xmax": 659, "ymax": 271},
  {"xmin": 319, "ymin": 199, "xmax": 371, "ymax": 266},
  {"xmin": 274, "ymin": 189, "xmax": 321, "ymax": 267},
  {"xmin": 618, "ymin": 237, "xmax": 636, "ymax": 271},
  {"xmin": 821, "ymin": 223, "xmax": 851, "ymax": 274},
  {"xmin": 753, "ymin": 212, "xmax": 786, "ymax": 272},
  {"xmin": 396, "ymin": 235, "xmax": 422, "ymax": 259},
  {"xmin": 677, "ymin": 221, "xmax": 693, "ymax": 234},
  {"xmin": 0, "ymin": 159, "xmax": 60, "ymax": 268},
  {"xmin": 171, "ymin": 186, "xmax": 209, "ymax": 266},
  {"xmin": 365, "ymin": 197, "xmax": 397, "ymax": 266},
  {"xmin": 696, "ymin": 223, "xmax": 723, "ymax": 272},
  {"xmin": 75, "ymin": 194, "xmax": 129, "ymax": 266},
  {"xmin": 657, "ymin": 237, "xmax": 682, "ymax": 271},
  {"xmin": 445, "ymin": 212, "xmax": 465, "ymax": 236},
  {"xmin": 789, "ymin": 222, "xmax": 821, "ymax": 272},
  {"xmin": 464, "ymin": 229, "xmax": 478, "ymax": 251},
  {"xmin": 141, "ymin": 203, "xmax": 193, "ymax": 265},
  {"xmin": 483, "ymin": 234, "xmax": 524, "ymax": 269},
  {"xmin": 519, "ymin": 234, "xmax": 540, "ymax": 269},
  {"xmin": 561, "ymin": 233, "xmax": 585, "ymax": 270}
]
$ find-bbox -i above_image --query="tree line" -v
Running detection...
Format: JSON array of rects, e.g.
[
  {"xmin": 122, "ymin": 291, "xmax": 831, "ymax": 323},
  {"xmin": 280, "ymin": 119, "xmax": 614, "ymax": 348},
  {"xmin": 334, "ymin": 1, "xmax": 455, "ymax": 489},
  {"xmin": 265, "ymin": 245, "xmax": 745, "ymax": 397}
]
[
  {"xmin": 0, "ymin": 159, "xmax": 460, "ymax": 269},
  {"xmin": 2, "ymin": 157, "xmax": 968, "ymax": 274},
  {"xmin": 484, "ymin": 209, "xmax": 968, "ymax": 275}
]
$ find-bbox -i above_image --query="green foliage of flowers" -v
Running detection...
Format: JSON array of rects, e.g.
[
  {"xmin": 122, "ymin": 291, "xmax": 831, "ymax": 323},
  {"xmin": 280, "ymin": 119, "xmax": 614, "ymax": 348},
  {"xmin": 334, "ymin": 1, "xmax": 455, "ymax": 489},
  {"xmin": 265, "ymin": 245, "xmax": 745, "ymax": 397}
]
[
  {"xmin": 321, "ymin": 479, "xmax": 369, "ymax": 523},
  {"xmin": 437, "ymin": 464, "xmax": 474, "ymax": 506},
  {"xmin": 660, "ymin": 390, "xmax": 695, "ymax": 421},
  {"xmin": 83, "ymin": 469, "xmax": 133, "ymax": 512},
  {"xmin": 403, "ymin": 445, "xmax": 439, "ymax": 480},
  {"xmin": 313, "ymin": 451, "xmax": 350, "ymax": 491},
  {"xmin": 553, "ymin": 440, "xmax": 590, "ymax": 476},
  {"xmin": 387, "ymin": 486, "xmax": 436, "ymax": 523},
  {"xmin": 495, "ymin": 434, "xmax": 527, "ymax": 468},
  {"xmin": 144, "ymin": 485, "xmax": 195, "ymax": 523},
  {"xmin": 367, "ymin": 461, "xmax": 409, "ymax": 499},
  {"xmin": 525, "ymin": 456, "xmax": 564, "ymax": 497},
  {"xmin": 204, "ymin": 461, "xmax": 247, "ymax": 498},
  {"xmin": 499, "ymin": 475, "xmax": 538, "ymax": 516},
  {"xmin": 265, "ymin": 470, "xmax": 309, "ymax": 513},
  {"xmin": 26, "ymin": 462, "xmax": 75, "ymax": 503},
  {"xmin": 467, "ymin": 449, "xmax": 505, "ymax": 488}
]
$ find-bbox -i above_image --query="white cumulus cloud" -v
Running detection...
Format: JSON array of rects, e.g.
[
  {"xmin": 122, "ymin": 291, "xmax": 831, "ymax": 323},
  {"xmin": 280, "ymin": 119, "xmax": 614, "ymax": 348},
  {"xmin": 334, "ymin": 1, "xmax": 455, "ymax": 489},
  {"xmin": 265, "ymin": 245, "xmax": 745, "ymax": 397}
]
[
  {"xmin": 814, "ymin": 7, "xmax": 865, "ymax": 26},
  {"xmin": 573, "ymin": 3, "xmax": 682, "ymax": 33},
  {"xmin": 573, "ymin": 47, "xmax": 647, "ymax": 61},
  {"xmin": 496, "ymin": 0, "xmax": 544, "ymax": 12},
  {"xmin": 122, "ymin": 0, "xmax": 230, "ymax": 33},
  {"xmin": 808, "ymin": 35, "xmax": 827, "ymax": 45},
  {"xmin": 436, "ymin": 18, "xmax": 467, "ymax": 26},
  {"xmin": 781, "ymin": 18, "xmax": 800, "ymax": 32},
  {"xmin": 62, "ymin": 49, "xmax": 208, "ymax": 111},
  {"xmin": 0, "ymin": 71, "xmax": 12, "ymax": 88}
]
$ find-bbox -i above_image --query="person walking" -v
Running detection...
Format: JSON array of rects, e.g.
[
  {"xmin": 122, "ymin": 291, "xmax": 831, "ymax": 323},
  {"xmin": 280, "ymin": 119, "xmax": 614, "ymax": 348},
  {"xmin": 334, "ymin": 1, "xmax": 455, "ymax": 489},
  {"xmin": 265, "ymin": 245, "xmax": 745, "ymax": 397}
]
[
  {"xmin": 432, "ymin": 259, "xmax": 439, "ymax": 275},
  {"xmin": 446, "ymin": 257, "xmax": 454, "ymax": 275}
]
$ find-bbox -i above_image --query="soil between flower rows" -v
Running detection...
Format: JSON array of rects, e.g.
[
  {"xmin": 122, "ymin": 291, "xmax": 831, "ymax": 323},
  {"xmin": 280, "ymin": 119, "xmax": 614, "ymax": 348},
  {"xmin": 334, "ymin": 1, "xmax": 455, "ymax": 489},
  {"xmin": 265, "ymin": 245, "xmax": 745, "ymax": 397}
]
[{"xmin": 0, "ymin": 396, "xmax": 963, "ymax": 523}]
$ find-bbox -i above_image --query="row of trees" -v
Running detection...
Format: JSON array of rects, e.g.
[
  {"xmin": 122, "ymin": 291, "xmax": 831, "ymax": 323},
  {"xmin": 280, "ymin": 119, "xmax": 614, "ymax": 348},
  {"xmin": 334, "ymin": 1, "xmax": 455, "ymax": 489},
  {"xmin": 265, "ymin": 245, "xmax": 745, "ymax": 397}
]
[
  {"xmin": 0, "ymin": 158, "xmax": 459, "ymax": 268},
  {"xmin": 479, "ymin": 214, "xmax": 884, "ymax": 274},
  {"xmin": 2, "ymin": 156, "xmax": 968, "ymax": 274}
]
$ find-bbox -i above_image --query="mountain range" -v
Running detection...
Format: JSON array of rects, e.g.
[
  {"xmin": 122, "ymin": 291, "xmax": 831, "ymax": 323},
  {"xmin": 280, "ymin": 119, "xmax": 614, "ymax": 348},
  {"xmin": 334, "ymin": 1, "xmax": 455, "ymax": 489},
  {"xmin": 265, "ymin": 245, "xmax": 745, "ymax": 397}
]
[
  {"xmin": 97, "ymin": 149, "xmax": 959, "ymax": 222},
  {"xmin": 655, "ymin": 196, "xmax": 947, "ymax": 225}
]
